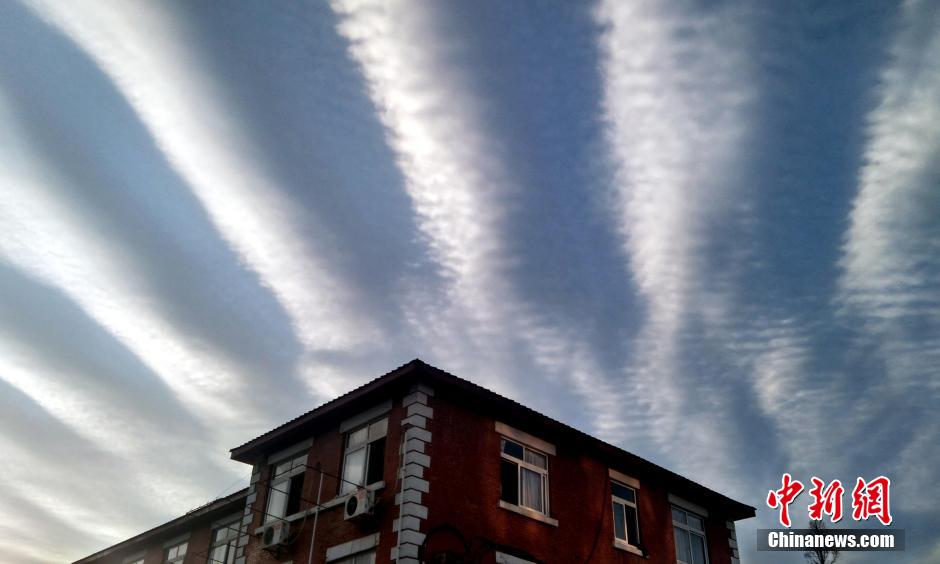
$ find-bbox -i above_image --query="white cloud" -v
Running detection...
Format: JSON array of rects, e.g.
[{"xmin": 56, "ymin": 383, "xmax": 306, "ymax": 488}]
[
  {"xmin": 331, "ymin": 0, "xmax": 621, "ymax": 429},
  {"xmin": 594, "ymin": 0, "xmax": 756, "ymax": 466},
  {"xmin": 22, "ymin": 0, "xmax": 384, "ymax": 363}
]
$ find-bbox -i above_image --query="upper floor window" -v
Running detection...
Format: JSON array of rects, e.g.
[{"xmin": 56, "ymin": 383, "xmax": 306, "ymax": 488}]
[
  {"xmin": 499, "ymin": 438, "xmax": 549, "ymax": 514},
  {"xmin": 340, "ymin": 417, "xmax": 387, "ymax": 494},
  {"xmin": 164, "ymin": 540, "xmax": 187, "ymax": 564},
  {"xmin": 266, "ymin": 453, "xmax": 307, "ymax": 522},
  {"xmin": 673, "ymin": 506, "xmax": 708, "ymax": 564},
  {"xmin": 209, "ymin": 519, "xmax": 240, "ymax": 564},
  {"xmin": 612, "ymin": 481, "xmax": 640, "ymax": 549}
]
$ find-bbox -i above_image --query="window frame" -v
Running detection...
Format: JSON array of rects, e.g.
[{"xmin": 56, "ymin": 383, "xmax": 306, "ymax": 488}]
[
  {"xmin": 265, "ymin": 453, "xmax": 307, "ymax": 523},
  {"xmin": 163, "ymin": 540, "xmax": 188, "ymax": 564},
  {"xmin": 332, "ymin": 549, "xmax": 376, "ymax": 564},
  {"xmin": 611, "ymin": 480, "xmax": 642, "ymax": 553},
  {"xmin": 208, "ymin": 518, "xmax": 241, "ymax": 564},
  {"xmin": 499, "ymin": 437, "xmax": 550, "ymax": 516},
  {"xmin": 672, "ymin": 505, "xmax": 709, "ymax": 564},
  {"xmin": 340, "ymin": 417, "xmax": 388, "ymax": 495}
]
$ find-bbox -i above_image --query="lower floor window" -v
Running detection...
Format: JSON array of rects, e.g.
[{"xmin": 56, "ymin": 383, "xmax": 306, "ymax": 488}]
[
  {"xmin": 672, "ymin": 506, "xmax": 708, "ymax": 564},
  {"xmin": 334, "ymin": 549, "xmax": 376, "ymax": 564}
]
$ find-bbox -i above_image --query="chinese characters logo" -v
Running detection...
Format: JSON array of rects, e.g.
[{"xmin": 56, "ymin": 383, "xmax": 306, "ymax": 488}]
[{"xmin": 767, "ymin": 474, "xmax": 892, "ymax": 527}]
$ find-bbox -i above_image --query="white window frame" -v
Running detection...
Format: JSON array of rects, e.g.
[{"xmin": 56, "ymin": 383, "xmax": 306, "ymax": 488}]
[
  {"xmin": 672, "ymin": 505, "xmax": 709, "ymax": 564},
  {"xmin": 499, "ymin": 437, "xmax": 550, "ymax": 516},
  {"xmin": 163, "ymin": 540, "xmax": 188, "ymax": 564},
  {"xmin": 265, "ymin": 453, "xmax": 307, "ymax": 523},
  {"xmin": 611, "ymin": 480, "xmax": 642, "ymax": 555},
  {"xmin": 209, "ymin": 517, "xmax": 241, "ymax": 564},
  {"xmin": 340, "ymin": 417, "xmax": 388, "ymax": 494},
  {"xmin": 332, "ymin": 549, "xmax": 376, "ymax": 564}
]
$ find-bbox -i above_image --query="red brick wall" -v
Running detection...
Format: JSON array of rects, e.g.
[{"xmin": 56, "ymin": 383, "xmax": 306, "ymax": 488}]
[
  {"xmin": 244, "ymin": 394, "xmax": 408, "ymax": 564},
  {"xmin": 423, "ymin": 386, "xmax": 734, "ymax": 564}
]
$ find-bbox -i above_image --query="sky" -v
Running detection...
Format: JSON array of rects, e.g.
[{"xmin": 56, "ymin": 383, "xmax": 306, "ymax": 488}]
[{"xmin": 0, "ymin": 0, "xmax": 938, "ymax": 562}]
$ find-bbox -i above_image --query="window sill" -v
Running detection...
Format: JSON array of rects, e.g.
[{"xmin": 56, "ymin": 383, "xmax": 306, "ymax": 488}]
[
  {"xmin": 613, "ymin": 539, "xmax": 644, "ymax": 557},
  {"xmin": 498, "ymin": 500, "xmax": 558, "ymax": 526},
  {"xmin": 254, "ymin": 481, "xmax": 386, "ymax": 534}
]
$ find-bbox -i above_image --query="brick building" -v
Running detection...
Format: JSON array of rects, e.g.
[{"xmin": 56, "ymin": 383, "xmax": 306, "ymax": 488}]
[{"xmin": 75, "ymin": 359, "xmax": 754, "ymax": 564}]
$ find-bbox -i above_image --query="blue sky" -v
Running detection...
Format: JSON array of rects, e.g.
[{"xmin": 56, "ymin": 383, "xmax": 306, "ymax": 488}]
[{"xmin": 0, "ymin": 1, "xmax": 938, "ymax": 562}]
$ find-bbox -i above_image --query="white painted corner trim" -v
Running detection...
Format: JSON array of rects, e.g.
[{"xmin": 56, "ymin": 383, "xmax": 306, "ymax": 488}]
[
  {"xmin": 669, "ymin": 494, "xmax": 709, "ymax": 517},
  {"xmin": 494, "ymin": 422, "xmax": 556, "ymax": 455},
  {"xmin": 608, "ymin": 469, "xmax": 640, "ymax": 489}
]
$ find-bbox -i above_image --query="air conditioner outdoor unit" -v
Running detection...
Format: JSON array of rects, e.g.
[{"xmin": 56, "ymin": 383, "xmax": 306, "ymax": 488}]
[
  {"xmin": 343, "ymin": 488, "xmax": 375, "ymax": 520},
  {"xmin": 260, "ymin": 521, "xmax": 290, "ymax": 550}
]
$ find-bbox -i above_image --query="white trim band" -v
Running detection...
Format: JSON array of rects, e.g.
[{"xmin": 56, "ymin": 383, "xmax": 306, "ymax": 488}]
[{"xmin": 494, "ymin": 422, "xmax": 556, "ymax": 455}]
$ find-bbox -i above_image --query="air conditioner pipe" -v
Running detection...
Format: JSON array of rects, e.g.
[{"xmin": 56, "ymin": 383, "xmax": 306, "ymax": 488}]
[{"xmin": 306, "ymin": 463, "xmax": 325, "ymax": 564}]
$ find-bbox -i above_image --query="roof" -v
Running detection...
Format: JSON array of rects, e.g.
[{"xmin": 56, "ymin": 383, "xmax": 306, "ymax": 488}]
[
  {"xmin": 72, "ymin": 488, "xmax": 248, "ymax": 564},
  {"xmin": 230, "ymin": 358, "xmax": 756, "ymax": 521}
]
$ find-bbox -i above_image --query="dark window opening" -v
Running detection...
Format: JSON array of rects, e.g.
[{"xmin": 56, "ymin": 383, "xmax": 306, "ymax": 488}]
[
  {"xmin": 500, "ymin": 458, "xmax": 519, "ymax": 504},
  {"xmin": 286, "ymin": 473, "xmax": 304, "ymax": 515},
  {"xmin": 366, "ymin": 437, "xmax": 386, "ymax": 485}
]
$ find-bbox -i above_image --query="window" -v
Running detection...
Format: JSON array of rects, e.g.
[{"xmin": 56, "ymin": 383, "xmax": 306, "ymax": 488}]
[
  {"xmin": 164, "ymin": 541, "xmax": 187, "ymax": 564},
  {"xmin": 266, "ymin": 453, "xmax": 307, "ymax": 523},
  {"xmin": 673, "ymin": 506, "xmax": 708, "ymax": 564},
  {"xmin": 612, "ymin": 481, "xmax": 640, "ymax": 548},
  {"xmin": 340, "ymin": 418, "xmax": 387, "ymax": 494},
  {"xmin": 499, "ymin": 438, "xmax": 549, "ymax": 514},
  {"xmin": 208, "ymin": 519, "xmax": 240, "ymax": 564},
  {"xmin": 334, "ymin": 549, "xmax": 376, "ymax": 564}
]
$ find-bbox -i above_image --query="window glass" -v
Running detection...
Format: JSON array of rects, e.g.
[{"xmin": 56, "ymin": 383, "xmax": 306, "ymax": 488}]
[
  {"xmin": 210, "ymin": 520, "xmax": 239, "ymax": 564},
  {"xmin": 368, "ymin": 418, "xmax": 387, "ymax": 440},
  {"xmin": 274, "ymin": 460, "xmax": 291, "ymax": 477},
  {"xmin": 690, "ymin": 534, "xmax": 707, "ymax": 564},
  {"xmin": 611, "ymin": 482, "xmax": 635, "ymax": 503},
  {"xmin": 612, "ymin": 502, "xmax": 626, "ymax": 540},
  {"xmin": 265, "ymin": 483, "xmax": 288, "ymax": 522},
  {"xmin": 524, "ymin": 449, "xmax": 547, "ymax": 469},
  {"xmin": 674, "ymin": 526, "xmax": 691, "ymax": 563},
  {"xmin": 502, "ymin": 439, "xmax": 524, "ymax": 460},
  {"xmin": 348, "ymin": 427, "xmax": 368, "ymax": 448},
  {"xmin": 164, "ymin": 541, "xmax": 187, "ymax": 563},
  {"xmin": 673, "ymin": 506, "xmax": 707, "ymax": 564},
  {"xmin": 341, "ymin": 447, "xmax": 367, "ymax": 493},
  {"xmin": 672, "ymin": 507, "xmax": 687, "ymax": 525},
  {"xmin": 520, "ymin": 467, "xmax": 544, "ymax": 512},
  {"xmin": 624, "ymin": 504, "xmax": 639, "ymax": 546},
  {"xmin": 342, "ymin": 418, "xmax": 388, "ymax": 494}
]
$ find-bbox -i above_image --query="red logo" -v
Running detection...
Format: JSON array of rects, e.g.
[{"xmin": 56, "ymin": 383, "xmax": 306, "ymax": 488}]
[
  {"xmin": 767, "ymin": 473, "xmax": 804, "ymax": 528},
  {"xmin": 852, "ymin": 476, "xmax": 892, "ymax": 526},
  {"xmin": 768, "ymin": 474, "xmax": 892, "ymax": 527},
  {"xmin": 808, "ymin": 477, "xmax": 844, "ymax": 522}
]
